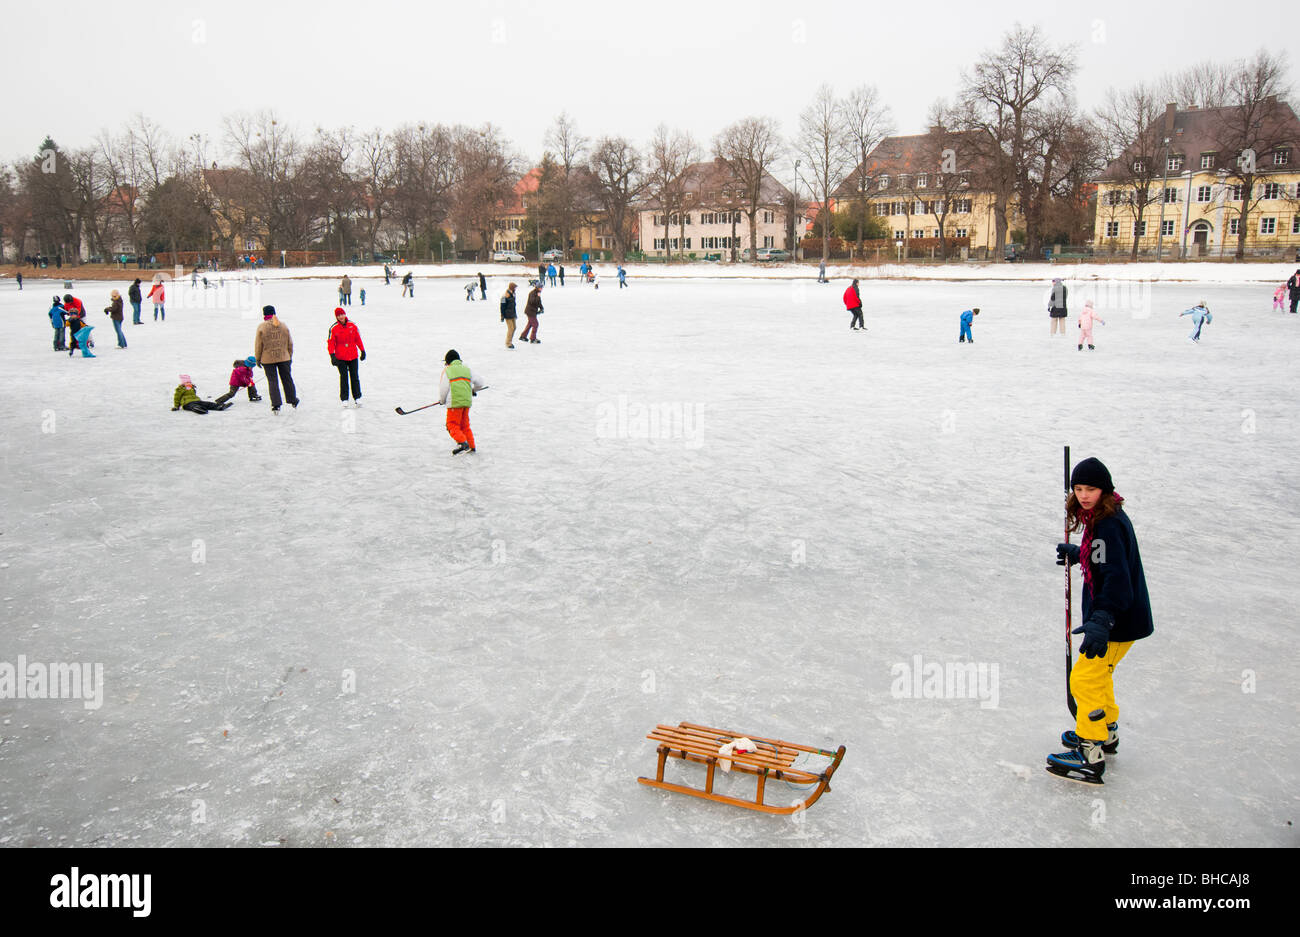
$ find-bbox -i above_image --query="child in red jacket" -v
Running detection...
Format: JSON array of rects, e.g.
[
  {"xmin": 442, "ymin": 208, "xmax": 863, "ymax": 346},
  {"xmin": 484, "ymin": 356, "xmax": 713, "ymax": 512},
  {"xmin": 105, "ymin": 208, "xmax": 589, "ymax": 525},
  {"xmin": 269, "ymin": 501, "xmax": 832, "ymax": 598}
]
[{"xmin": 215, "ymin": 356, "xmax": 262, "ymax": 405}]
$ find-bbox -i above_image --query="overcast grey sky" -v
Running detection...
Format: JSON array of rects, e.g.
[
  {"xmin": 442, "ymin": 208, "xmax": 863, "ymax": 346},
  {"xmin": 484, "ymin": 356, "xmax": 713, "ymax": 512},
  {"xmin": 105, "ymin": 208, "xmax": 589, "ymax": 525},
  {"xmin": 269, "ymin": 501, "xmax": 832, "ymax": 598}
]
[{"xmin": 4, "ymin": 0, "xmax": 1291, "ymax": 166}]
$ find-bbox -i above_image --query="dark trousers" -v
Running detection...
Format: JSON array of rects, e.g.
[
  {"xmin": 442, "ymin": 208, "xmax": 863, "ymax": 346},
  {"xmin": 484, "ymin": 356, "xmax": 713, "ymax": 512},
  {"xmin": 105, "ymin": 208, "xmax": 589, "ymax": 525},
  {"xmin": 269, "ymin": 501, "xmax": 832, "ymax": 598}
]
[
  {"xmin": 215, "ymin": 385, "xmax": 259, "ymax": 405},
  {"xmin": 53, "ymin": 326, "xmax": 65, "ymax": 351},
  {"xmin": 335, "ymin": 358, "xmax": 361, "ymax": 400},
  {"xmin": 849, "ymin": 307, "xmax": 864, "ymax": 328},
  {"xmin": 520, "ymin": 314, "xmax": 539, "ymax": 341},
  {"xmin": 264, "ymin": 361, "xmax": 297, "ymax": 409},
  {"xmin": 1290, "ymin": 292, "xmax": 1299, "ymax": 314},
  {"xmin": 182, "ymin": 400, "xmax": 227, "ymax": 414}
]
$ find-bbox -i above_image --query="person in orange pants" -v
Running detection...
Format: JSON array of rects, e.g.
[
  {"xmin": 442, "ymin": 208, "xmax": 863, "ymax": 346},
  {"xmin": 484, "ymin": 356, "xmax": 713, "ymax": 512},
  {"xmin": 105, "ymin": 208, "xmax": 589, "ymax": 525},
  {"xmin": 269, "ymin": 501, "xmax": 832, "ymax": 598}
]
[{"xmin": 438, "ymin": 349, "xmax": 487, "ymax": 455}]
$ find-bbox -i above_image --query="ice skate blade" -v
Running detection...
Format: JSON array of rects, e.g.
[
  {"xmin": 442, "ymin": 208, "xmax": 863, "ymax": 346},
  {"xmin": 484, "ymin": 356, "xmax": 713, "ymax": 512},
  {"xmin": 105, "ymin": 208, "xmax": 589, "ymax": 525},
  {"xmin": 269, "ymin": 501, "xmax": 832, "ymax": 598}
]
[{"xmin": 1044, "ymin": 763, "xmax": 1104, "ymax": 785}]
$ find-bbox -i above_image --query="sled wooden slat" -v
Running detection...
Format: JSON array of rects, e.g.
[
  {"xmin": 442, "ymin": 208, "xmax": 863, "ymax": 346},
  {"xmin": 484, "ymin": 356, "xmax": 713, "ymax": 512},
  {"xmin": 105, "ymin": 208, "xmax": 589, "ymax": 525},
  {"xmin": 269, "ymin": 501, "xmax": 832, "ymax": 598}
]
[{"xmin": 638, "ymin": 721, "xmax": 846, "ymax": 815}]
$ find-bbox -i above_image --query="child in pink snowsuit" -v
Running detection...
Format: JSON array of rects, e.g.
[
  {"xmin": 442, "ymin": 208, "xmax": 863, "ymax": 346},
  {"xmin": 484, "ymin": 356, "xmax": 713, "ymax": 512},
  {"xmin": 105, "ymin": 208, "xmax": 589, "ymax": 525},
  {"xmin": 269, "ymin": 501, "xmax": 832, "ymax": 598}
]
[
  {"xmin": 1274, "ymin": 284, "xmax": 1287, "ymax": 312},
  {"xmin": 1078, "ymin": 300, "xmax": 1104, "ymax": 351}
]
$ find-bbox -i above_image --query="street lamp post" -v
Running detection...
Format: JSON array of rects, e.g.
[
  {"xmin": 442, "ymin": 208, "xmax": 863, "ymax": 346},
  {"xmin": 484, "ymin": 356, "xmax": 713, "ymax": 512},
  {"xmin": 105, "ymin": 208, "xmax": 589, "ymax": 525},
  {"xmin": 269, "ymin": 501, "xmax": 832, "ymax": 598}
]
[
  {"xmin": 792, "ymin": 159, "xmax": 801, "ymax": 258},
  {"xmin": 1156, "ymin": 136, "xmax": 1171, "ymax": 262}
]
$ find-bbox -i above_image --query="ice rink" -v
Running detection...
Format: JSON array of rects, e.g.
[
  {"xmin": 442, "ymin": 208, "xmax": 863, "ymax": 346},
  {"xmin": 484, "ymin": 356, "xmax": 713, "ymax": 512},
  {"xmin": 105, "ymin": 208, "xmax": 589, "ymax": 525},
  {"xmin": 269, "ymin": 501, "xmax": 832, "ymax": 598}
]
[{"xmin": 1, "ymin": 268, "xmax": 1296, "ymax": 846}]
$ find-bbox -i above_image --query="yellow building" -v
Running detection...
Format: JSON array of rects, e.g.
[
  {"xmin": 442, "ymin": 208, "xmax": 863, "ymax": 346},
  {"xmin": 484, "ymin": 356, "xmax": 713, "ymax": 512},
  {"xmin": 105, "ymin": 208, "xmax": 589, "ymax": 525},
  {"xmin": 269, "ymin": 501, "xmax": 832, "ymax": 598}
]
[
  {"xmin": 490, "ymin": 168, "xmax": 615, "ymax": 259},
  {"xmin": 837, "ymin": 129, "xmax": 1021, "ymax": 257},
  {"xmin": 1093, "ymin": 101, "xmax": 1300, "ymax": 258}
]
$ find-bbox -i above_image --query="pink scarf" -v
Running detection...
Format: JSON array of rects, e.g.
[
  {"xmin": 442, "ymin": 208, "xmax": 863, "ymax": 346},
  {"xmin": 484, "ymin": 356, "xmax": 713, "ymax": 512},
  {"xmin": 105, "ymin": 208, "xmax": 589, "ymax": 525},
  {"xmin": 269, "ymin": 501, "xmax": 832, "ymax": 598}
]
[{"xmin": 1078, "ymin": 493, "xmax": 1123, "ymax": 597}]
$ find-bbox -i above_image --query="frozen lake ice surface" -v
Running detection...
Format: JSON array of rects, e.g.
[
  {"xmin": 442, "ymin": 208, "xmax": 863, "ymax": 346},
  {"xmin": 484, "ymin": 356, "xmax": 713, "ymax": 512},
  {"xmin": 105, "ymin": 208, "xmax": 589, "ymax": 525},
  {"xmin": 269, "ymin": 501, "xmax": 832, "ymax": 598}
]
[{"xmin": 0, "ymin": 267, "xmax": 1296, "ymax": 847}]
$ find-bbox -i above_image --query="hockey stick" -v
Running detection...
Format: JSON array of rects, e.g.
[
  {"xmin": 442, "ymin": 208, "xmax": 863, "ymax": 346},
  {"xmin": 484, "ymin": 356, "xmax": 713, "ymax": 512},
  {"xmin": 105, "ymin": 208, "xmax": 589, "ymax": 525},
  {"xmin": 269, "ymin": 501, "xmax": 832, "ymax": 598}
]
[
  {"xmin": 394, "ymin": 386, "xmax": 489, "ymax": 415},
  {"xmin": 1064, "ymin": 445, "xmax": 1078, "ymax": 719}
]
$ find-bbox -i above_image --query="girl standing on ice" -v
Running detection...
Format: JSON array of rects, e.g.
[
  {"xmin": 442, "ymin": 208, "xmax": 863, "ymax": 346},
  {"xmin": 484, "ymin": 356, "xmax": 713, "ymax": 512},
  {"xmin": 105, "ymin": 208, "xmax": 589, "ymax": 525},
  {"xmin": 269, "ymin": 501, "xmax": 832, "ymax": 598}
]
[
  {"xmin": 104, "ymin": 289, "xmax": 127, "ymax": 349},
  {"xmin": 1077, "ymin": 299, "xmax": 1104, "ymax": 351},
  {"xmin": 1048, "ymin": 457, "xmax": 1153, "ymax": 785},
  {"xmin": 147, "ymin": 275, "xmax": 166, "ymax": 321},
  {"xmin": 1180, "ymin": 301, "xmax": 1212, "ymax": 344},
  {"xmin": 1273, "ymin": 283, "xmax": 1287, "ymax": 312},
  {"xmin": 1048, "ymin": 277, "xmax": 1068, "ymax": 336}
]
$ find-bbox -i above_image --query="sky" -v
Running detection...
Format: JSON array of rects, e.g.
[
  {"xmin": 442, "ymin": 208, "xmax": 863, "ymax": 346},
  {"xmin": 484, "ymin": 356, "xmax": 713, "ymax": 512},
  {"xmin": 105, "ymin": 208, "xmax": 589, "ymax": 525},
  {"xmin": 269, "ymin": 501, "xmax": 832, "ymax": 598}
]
[{"xmin": 3, "ymin": 0, "xmax": 1292, "ymax": 170}]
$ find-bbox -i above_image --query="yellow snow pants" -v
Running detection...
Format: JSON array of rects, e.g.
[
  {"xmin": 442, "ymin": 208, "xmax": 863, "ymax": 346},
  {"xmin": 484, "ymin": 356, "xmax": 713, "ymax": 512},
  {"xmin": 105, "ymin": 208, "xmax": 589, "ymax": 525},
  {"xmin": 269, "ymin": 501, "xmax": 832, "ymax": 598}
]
[{"xmin": 1070, "ymin": 640, "xmax": 1134, "ymax": 740}]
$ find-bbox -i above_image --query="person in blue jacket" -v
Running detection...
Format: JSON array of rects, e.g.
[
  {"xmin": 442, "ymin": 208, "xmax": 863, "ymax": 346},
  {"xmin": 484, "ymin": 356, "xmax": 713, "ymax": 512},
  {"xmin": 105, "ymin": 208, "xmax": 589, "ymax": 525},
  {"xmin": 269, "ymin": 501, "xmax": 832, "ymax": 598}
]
[
  {"xmin": 959, "ymin": 307, "xmax": 979, "ymax": 343},
  {"xmin": 1047, "ymin": 457, "xmax": 1154, "ymax": 785},
  {"xmin": 1180, "ymin": 301, "xmax": 1212, "ymax": 343},
  {"xmin": 547, "ymin": 263, "xmax": 557, "ymax": 286},
  {"xmin": 617, "ymin": 265, "xmax": 628, "ymax": 288},
  {"xmin": 48, "ymin": 295, "xmax": 67, "ymax": 351}
]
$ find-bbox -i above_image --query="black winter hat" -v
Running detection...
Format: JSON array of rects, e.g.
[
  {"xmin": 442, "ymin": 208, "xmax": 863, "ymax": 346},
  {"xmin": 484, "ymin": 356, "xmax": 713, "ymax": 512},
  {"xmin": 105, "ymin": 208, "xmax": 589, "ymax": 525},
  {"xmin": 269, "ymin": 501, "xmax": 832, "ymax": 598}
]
[
  {"xmin": 262, "ymin": 305, "xmax": 276, "ymax": 318},
  {"xmin": 1070, "ymin": 457, "xmax": 1114, "ymax": 493},
  {"xmin": 444, "ymin": 349, "xmax": 460, "ymax": 365}
]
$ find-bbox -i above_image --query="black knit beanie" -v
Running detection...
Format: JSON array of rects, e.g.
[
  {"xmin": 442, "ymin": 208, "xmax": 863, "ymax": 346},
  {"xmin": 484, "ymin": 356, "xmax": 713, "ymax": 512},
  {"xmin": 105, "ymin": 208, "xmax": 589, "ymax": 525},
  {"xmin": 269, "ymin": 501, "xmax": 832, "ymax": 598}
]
[
  {"xmin": 1070, "ymin": 457, "xmax": 1114, "ymax": 493},
  {"xmin": 445, "ymin": 349, "xmax": 460, "ymax": 365}
]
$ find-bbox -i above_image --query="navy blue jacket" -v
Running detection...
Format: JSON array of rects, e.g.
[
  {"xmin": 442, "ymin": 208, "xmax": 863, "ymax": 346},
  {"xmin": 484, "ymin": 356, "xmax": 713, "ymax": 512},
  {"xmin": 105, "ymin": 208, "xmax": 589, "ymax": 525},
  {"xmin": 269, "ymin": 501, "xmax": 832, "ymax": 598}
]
[{"xmin": 1081, "ymin": 509, "xmax": 1153, "ymax": 643}]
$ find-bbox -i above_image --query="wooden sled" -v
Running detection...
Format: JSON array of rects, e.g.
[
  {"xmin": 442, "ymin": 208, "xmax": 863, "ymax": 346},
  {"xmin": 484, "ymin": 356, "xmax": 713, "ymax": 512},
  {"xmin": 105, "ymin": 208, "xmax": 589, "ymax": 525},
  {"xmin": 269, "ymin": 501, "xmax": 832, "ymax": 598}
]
[{"xmin": 638, "ymin": 721, "xmax": 846, "ymax": 815}]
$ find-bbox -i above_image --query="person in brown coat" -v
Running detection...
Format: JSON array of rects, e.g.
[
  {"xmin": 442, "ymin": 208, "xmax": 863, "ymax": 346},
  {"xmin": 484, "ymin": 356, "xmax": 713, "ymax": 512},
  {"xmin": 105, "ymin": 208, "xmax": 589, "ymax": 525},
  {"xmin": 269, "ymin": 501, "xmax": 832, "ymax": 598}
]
[
  {"xmin": 104, "ymin": 289, "xmax": 127, "ymax": 348},
  {"xmin": 500, "ymin": 282, "xmax": 518, "ymax": 348},
  {"xmin": 254, "ymin": 305, "xmax": 299, "ymax": 413},
  {"xmin": 520, "ymin": 282, "xmax": 543, "ymax": 344}
]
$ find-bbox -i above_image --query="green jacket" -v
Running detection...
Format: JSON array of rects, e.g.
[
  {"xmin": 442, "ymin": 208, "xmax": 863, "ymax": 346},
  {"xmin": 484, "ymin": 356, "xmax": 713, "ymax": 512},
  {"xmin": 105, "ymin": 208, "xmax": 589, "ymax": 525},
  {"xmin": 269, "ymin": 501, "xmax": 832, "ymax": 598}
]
[
  {"xmin": 445, "ymin": 361, "xmax": 473, "ymax": 408},
  {"xmin": 173, "ymin": 384, "xmax": 199, "ymax": 408}
]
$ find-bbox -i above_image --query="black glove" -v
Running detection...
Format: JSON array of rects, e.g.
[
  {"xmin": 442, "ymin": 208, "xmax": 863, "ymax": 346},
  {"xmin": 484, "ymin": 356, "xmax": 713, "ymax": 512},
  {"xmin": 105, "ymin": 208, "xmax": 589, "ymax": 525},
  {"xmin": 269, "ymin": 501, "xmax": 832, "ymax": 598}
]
[
  {"xmin": 1056, "ymin": 543, "xmax": 1080, "ymax": 566},
  {"xmin": 1073, "ymin": 610, "xmax": 1114, "ymax": 659},
  {"xmin": 330, "ymin": 354, "xmax": 339, "ymax": 366},
  {"xmin": 360, "ymin": 350, "xmax": 366, "ymax": 361}
]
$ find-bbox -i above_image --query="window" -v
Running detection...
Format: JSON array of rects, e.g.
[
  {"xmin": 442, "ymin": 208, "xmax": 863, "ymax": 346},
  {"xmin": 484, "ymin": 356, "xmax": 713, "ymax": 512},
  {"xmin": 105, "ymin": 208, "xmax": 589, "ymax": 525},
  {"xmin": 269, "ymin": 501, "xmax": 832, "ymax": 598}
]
[
  {"xmin": 914, "ymin": 200, "xmax": 925, "ymax": 215},
  {"xmin": 917, "ymin": 174, "xmax": 928, "ymax": 188},
  {"xmin": 1294, "ymin": 216, "xmax": 1300, "ymax": 235},
  {"xmin": 1196, "ymin": 185, "xmax": 1212, "ymax": 202},
  {"xmin": 1263, "ymin": 182, "xmax": 1282, "ymax": 199},
  {"xmin": 1132, "ymin": 158, "xmax": 1147, "ymax": 173},
  {"xmin": 762, "ymin": 236, "xmax": 774, "ymax": 247},
  {"xmin": 762, "ymin": 210, "xmax": 774, "ymax": 224},
  {"xmin": 1274, "ymin": 149, "xmax": 1290, "ymax": 166},
  {"xmin": 958, "ymin": 171, "xmax": 971, "ymax": 187},
  {"xmin": 1228, "ymin": 218, "xmax": 1240, "ymax": 235},
  {"xmin": 955, "ymin": 228, "xmax": 967, "ymax": 238},
  {"xmin": 1167, "ymin": 156, "xmax": 1184, "ymax": 172},
  {"xmin": 1161, "ymin": 220, "xmax": 1175, "ymax": 236},
  {"xmin": 1228, "ymin": 184, "xmax": 1243, "ymax": 201},
  {"xmin": 954, "ymin": 199, "xmax": 971, "ymax": 213},
  {"xmin": 1134, "ymin": 221, "xmax": 1146, "ymax": 237},
  {"xmin": 894, "ymin": 230, "xmax": 905, "ymax": 240},
  {"xmin": 878, "ymin": 175, "xmax": 889, "ymax": 189},
  {"xmin": 1164, "ymin": 187, "xmax": 1178, "ymax": 203},
  {"xmin": 924, "ymin": 200, "xmax": 937, "ymax": 214},
  {"xmin": 1260, "ymin": 217, "xmax": 1276, "ymax": 234},
  {"xmin": 1200, "ymin": 154, "xmax": 1215, "ymax": 169},
  {"xmin": 1105, "ymin": 221, "xmax": 1120, "ymax": 238}
]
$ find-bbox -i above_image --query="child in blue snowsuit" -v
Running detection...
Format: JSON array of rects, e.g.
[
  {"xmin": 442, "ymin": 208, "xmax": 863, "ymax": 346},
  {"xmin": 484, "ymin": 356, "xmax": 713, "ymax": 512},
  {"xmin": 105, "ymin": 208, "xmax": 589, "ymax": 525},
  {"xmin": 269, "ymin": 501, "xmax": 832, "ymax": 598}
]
[
  {"xmin": 48, "ymin": 296, "xmax": 67, "ymax": 351},
  {"xmin": 959, "ymin": 307, "xmax": 979, "ymax": 343},
  {"xmin": 1180, "ymin": 302, "xmax": 1212, "ymax": 343}
]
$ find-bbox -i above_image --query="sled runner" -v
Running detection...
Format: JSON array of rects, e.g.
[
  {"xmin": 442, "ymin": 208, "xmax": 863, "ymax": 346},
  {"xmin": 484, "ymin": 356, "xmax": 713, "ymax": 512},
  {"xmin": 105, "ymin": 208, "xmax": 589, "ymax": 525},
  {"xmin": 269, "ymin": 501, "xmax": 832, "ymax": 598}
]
[{"xmin": 637, "ymin": 721, "xmax": 845, "ymax": 814}]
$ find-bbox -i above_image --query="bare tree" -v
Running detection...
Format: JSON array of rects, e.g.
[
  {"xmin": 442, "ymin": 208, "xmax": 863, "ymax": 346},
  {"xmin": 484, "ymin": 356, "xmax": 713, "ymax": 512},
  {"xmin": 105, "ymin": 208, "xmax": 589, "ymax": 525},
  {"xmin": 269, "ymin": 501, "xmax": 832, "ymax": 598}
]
[
  {"xmin": 541, "ymin": 112, "xmax": 591, "ymax": 257},
  {"xmin": 958, "ymin": 24, "xmax": 1077, "ymax": 256},
  {"xmin": 713, "ymin": 116, "xmax": 784, "ymax": 263},
  {"xmin": 797, "ymin": 85, "xmax": 853, "ymax": 266},
  {"xmin": 224, "ymin": 111, "xmax": 304, "ymax": 254},
  {"xmin": 354, "ymin": 128, "xmax": 396, "ymax": 260},
  {"xmin": 1211, "ymin": 50, "xmax": 1295, "ymax": 259},
  {"xmin": 587, "ymin": 136, "xmax": 647, "ymax": 262},
  {"xmin": 840, "ymin": 84, "xmax": 894, "ymax": 257},
  {"xmin": 648, "ymin": 124, "xmax": 696, "ymax": 261},
  {"xmin": 450, "ymin": 123, "xmax": 518, "ymax": 262},
  {"xmin": 1094, "ymin": 84, "xmax": 1167, "ymax": 258},
  {"xmin": 391, "ymin": 123, "xmax": 457, "ymax": 256},
  {"xmin": 1159, "ymin": 60, "xmax": 1233, "ymax": 111},
  {"xmin": 305, "ymin": 126, "xmax": 358, "ymax": 260}
]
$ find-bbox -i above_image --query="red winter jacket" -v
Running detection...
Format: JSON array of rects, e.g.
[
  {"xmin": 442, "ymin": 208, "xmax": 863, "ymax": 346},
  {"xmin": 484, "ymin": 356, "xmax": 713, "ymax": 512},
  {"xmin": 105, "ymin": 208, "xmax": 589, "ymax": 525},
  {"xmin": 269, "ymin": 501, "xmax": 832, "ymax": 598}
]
[
  {"xmin": 327, "ymin": 319, "xmax": 365, "ymax": 361},
  {"xmin": 228, "ymin": 364, "xmax": 255, "ymax": 388},
  {"xmin": 843, "ymin": 284, "xmax": 862, "ymax": 311},
  {"xmin": 147, "ymin": 282, "xmax": 165, "ymax": 304}
]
